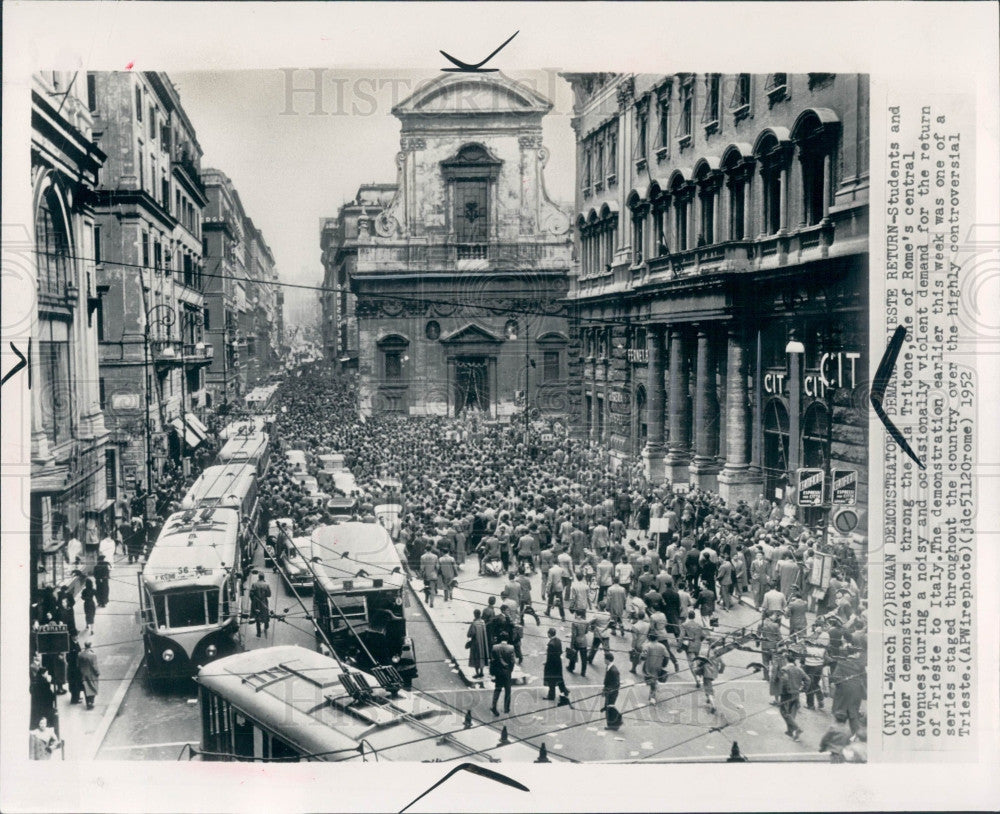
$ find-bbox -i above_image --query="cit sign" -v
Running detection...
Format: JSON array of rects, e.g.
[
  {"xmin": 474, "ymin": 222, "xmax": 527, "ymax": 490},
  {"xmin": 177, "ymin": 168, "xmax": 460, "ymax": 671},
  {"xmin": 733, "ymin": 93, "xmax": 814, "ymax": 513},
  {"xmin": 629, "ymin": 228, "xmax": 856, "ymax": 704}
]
[
  {"xmin": 796, "ymin": 468, "xmax": 825, "ymax": 506},
  {"xmin": 831, "ymin": 469, "xmax": 858, "ymax": 505}
]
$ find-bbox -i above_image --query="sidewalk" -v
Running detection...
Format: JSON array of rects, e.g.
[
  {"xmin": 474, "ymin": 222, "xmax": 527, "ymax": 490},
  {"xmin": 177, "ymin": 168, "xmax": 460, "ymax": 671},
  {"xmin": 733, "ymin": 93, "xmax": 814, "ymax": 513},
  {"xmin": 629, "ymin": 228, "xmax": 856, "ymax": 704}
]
[{"xmin": 55, "ymin": 551, "xmax": 144, "ymax": 760}]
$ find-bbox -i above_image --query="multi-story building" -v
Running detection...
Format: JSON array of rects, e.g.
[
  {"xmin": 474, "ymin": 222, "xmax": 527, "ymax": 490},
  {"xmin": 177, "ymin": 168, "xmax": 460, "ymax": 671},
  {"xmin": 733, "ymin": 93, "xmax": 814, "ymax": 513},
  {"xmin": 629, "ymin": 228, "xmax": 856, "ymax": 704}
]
[
  {"xmin": 320, "ymin": 184, "xmax": 397, "ymax": 370},
  {"xmin": 565, "ymin": 72, "xmax": 869, "ymax": 541},
  {"xmin": 88, "ymin": 71, "xmax": 212, "ymax": 507},
  {"xmin": 202, "ymin": 169, "xmax": 281, "ymax": 408},
  {"xmin": 239, "ymin": 216, "xmax": 279, "ymax": 388},
  {"xmin": 350, "ymin": 73, "xmax": 576, "ymax": 419},
  {"xmin": 202, "ymin": 168, "xmax": 247, "ymax": 410},
  {"xmin": 29, "ymin": 71, "xmax": 111, "ymax": 593}
]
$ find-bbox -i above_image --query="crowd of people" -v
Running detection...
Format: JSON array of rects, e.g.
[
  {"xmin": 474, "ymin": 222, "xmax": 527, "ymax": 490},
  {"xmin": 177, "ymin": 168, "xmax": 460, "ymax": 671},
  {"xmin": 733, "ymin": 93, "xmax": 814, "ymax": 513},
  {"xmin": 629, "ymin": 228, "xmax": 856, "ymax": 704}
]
[
  {"xmin": 29, "ymin": 362, "xmax": 867, "ymax": 760},
  {"xmin": 253, "ymin": 365, "xmax": 868, "ymax": 757}
]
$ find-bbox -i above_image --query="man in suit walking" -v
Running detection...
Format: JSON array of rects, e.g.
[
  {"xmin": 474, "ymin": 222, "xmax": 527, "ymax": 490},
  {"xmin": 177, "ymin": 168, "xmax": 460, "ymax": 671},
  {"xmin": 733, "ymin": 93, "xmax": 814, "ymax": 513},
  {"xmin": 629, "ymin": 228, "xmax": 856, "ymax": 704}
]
[
  {"xmin": 601, "ymin": 653, "xmax": 622, "ymax": 729},
  {"xmin": 489, "ymin": 632, "xmax": 517, "ymax": 716}
]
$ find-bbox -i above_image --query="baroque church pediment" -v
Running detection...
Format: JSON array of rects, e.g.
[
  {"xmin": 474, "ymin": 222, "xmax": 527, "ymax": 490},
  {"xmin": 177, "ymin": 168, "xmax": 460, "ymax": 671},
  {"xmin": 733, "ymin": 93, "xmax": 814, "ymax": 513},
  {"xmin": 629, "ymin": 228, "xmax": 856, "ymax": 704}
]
[
  {"xmin": 439, "ymin": 322, "xmax": 505, "ymax": 345},
  {"xmin": 392, "ymin": 73, "xmax": 552, "ymax": 118}
]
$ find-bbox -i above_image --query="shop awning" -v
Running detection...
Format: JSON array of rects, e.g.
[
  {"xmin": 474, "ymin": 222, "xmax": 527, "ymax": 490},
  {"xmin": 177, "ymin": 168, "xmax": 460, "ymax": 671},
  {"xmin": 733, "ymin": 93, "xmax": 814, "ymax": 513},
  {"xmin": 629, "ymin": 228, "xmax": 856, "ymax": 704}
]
[
  {"xmin": 171, "ymin": 415, "xmax": 208, "ymax": 449},
  {"xmin": 185, "ymin": 412, "xmax": 210, "ymax": 438}
]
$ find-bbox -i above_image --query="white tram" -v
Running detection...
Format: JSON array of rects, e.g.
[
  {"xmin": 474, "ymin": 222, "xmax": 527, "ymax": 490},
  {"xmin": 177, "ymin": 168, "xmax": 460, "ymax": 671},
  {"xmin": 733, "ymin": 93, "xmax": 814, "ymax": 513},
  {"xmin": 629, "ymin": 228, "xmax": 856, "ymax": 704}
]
[
  {"xmin": 139, "ymin": 508, "xmax": 244, "ymax": 680},
  {"xmin": 195, "ymin": 645, "xmax": 546, "ymax": 762}
]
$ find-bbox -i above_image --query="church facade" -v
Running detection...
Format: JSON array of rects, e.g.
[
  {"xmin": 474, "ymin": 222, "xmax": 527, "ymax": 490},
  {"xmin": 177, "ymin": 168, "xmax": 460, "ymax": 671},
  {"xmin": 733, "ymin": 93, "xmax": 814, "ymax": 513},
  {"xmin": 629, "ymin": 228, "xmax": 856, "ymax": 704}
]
[{"xmin": 351, "ymin": 73, "xmax": 576, "ymax": 422}]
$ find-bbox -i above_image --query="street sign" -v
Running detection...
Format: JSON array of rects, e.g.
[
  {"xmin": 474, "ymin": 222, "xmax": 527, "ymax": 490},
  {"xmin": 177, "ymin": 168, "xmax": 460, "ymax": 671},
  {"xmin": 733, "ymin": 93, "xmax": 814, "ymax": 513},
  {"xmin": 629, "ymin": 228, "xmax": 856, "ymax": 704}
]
[
  {"xmin": 831, "ymin": 468, "xmax": 858, "ymax": 505},
  {"xmin": 833, "ymin": 507, "xmax": 860, "ymax": 534},
  {"xmin": 796, "ymin": 468, "xmax": 825, "ymax": 506},
  {"xmin": 33, "ymin": 623, "xmax": 70, "ymax": 655}
]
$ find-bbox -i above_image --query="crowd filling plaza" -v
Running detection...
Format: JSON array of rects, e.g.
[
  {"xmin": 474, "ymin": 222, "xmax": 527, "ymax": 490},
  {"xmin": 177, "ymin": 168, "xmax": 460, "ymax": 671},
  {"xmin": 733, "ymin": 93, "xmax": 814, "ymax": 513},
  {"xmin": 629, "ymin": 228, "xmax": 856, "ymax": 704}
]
[{"xmin": 30, "ymin": 364, "xmax": 868, "ymax": 762}]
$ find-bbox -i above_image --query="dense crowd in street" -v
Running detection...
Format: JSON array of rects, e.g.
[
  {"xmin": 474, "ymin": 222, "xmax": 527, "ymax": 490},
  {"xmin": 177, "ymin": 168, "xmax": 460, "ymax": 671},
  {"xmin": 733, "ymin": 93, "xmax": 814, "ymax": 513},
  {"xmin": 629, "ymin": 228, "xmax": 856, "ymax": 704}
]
[
  {"xmin": 29, "ymin": 363, "xmax": 868, "ymax": 761},
  {"xmin": 255, "ymin": 365, "xmax": 868, "ymax": 758}
]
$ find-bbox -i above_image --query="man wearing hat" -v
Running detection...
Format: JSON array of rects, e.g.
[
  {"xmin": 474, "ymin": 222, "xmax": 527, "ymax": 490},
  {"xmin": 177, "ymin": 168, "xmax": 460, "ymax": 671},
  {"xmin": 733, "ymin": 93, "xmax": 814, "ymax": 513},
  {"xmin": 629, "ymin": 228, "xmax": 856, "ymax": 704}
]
[{"xmin": 803, "ymin": 617, "xmax": 830, "ymax": 709}]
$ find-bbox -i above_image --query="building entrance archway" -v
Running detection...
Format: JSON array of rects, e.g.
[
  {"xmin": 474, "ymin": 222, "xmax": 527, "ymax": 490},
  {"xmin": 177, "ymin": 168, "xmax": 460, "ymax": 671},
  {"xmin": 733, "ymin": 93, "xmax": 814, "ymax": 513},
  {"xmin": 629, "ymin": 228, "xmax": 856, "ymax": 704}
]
[{"xmin": 454, "ymin": 357, "xmax": 490, "ymax": 415}]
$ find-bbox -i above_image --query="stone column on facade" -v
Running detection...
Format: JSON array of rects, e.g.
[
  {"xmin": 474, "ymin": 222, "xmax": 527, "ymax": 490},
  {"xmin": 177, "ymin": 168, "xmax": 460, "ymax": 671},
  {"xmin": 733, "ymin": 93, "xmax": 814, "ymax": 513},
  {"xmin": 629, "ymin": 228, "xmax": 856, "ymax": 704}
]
[
  {"xmin": 822, "ymin": 152, "xmax": 833, "ymax": 220},
  {"xmin": 690, "ymin": 325, "xmax": 721, "ymax": 491},
  {"xmin": 743, "ymin": 173, "xmax": 753, "ymax": 240},
  {"xmin": 718, "ymin": 326, "xmax": 762, "ymax": 505},
  {"xmin": 778, "ymin": 163, "xmax": 789, "ymax": 233},
  {"xmin": 664, "ymin": 327, "xmax": 691, "ymax": 484},
  {"xmin": 590, "ymin": 359, "xmax": 600, "ymax": 442},
  {"xmin": 642, "ymin": 324, "xmax": 666, "ymax": 481}
]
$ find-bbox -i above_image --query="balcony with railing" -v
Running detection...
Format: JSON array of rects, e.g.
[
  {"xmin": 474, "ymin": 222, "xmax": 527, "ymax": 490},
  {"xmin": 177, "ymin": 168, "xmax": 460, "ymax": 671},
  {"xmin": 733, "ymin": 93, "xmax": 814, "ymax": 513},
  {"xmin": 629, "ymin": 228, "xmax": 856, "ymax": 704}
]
[
  {"xmin": 182, "ymin": 342, "xmax": 214, "ymax": 367},
  {"xmin": 173, "ymin": 147, "xmax": 206, "ymax": 198},
  {"xmin": 356, "ymin": 240, "xmax": 571, "ymax": 274},
  {"xmin": 151, "ymin": 338, "xmax": 184, "ymax": 367}
]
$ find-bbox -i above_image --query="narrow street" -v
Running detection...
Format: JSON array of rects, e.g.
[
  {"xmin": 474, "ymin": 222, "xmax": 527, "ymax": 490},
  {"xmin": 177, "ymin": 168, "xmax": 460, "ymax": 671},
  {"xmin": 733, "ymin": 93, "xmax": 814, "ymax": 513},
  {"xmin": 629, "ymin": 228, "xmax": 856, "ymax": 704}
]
[{"xmin": 96, "ymin": 544, "xmax": 466, "ymax": 760}]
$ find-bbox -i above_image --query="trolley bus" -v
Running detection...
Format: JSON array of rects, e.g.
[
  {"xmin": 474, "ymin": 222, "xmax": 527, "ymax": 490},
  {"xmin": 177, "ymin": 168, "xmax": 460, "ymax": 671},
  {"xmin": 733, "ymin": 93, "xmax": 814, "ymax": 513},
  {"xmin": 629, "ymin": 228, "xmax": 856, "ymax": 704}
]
[
  {"xmin": 195, "ymin": 645, "xmax": 546, "ymax": 762},
  {"xmin": 181, "ymin": 464, "xmax": 260, "ymax": 564},
  {"xmin": 310, "ymin": 522, "xmax": 417, "ymax": 686},
  {"xmin": 217, "ymin": 432, "xmax": 270, "ymax": 476},
  {"xmin": 140, "ymin": 508, "xmax": 244, "ymax": 680}
]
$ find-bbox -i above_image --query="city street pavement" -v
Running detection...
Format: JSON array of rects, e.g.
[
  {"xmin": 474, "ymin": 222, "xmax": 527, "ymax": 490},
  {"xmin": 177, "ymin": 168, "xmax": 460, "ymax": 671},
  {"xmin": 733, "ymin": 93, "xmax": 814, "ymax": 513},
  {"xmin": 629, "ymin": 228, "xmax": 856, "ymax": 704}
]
[
  {"xmin": 96, "ymin": 543, "xmax": 467, "ymax": 760},
  {"xmin": 56, "ymin": 550, "xmax": 144, "ymax": 760},
  {"xmin": 411, "ymin": 550, "xmax": 838, "ymax": 762}
]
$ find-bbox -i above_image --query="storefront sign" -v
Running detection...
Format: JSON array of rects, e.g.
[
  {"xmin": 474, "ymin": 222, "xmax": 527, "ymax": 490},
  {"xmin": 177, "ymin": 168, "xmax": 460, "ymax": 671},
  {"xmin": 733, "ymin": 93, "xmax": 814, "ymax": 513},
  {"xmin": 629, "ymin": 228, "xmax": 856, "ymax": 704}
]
[
  {"xmin": 797, "ymin": 468, "xmax": 825, "ymax": 506},
  {"xmin": 831, "ymin": 469, "xmax": 858, "ymax": 505},
  {"xmin": 763, "ymin": 351, "xmax": 863, "ymax": 398},
  {"xmin": 626, "ymin": 348, "xmax": 648, "ymax": 364}
]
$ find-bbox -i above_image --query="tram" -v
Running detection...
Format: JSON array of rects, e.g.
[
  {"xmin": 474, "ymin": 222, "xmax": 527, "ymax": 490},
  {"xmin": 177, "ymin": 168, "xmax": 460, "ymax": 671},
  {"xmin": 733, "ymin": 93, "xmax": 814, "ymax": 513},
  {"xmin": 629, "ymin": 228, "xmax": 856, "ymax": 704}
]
[
  {"xmin": 217, "ymin": 431, "xmax": 270, "ymax": 476},
  {"xmin": 139, "ymin": 508, "xmax": 243, "ymax": 680},
  {"xmin": 181, "ymin": 464, "xmax": 260, "ymax": 564},
  {"xmin": 195, "ymin": 645, "xmax": 545, "ymax": 762},
  {"xmin": 310, "ymin": 522, "xmax": 417, "ymax": 686}
]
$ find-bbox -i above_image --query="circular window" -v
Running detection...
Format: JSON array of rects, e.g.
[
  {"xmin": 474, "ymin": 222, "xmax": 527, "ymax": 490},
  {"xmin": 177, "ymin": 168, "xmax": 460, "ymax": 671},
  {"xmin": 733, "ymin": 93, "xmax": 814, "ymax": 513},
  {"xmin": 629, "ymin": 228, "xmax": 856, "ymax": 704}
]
[{"xmin": 425, "ymin": 320, "xmax": 441, "ymax": 340}]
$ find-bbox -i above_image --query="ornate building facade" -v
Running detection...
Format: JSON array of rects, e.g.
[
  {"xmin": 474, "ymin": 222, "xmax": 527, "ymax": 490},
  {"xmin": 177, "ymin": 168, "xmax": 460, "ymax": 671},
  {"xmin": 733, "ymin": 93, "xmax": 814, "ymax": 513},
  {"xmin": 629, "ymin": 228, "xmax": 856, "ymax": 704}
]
[
  {"xmin": 320, "ymin": 184, "xmax": 397, "ymax": 370},
  {"xmin": 89, "ymin": 71, "xmax": 212, "ymax": 502},
  {"xmin": 30, "ymin": 71, "xmax": 111, "ymax": 593},
  {"xmin": 350, "ymin": 73, "xmax": 576, "ymax": 420},
  {"xmin": 565, "ymin": 72, "xmax": 869, "ymax": 539}
]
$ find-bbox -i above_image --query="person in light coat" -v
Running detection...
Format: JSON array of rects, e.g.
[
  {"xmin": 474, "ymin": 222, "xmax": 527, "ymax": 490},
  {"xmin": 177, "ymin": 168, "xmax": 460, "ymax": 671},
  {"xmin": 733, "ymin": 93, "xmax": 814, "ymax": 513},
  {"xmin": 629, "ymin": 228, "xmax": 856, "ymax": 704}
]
[{"xmin": 79, "ymin": 640, "xmax": 100, "ymax": 710}]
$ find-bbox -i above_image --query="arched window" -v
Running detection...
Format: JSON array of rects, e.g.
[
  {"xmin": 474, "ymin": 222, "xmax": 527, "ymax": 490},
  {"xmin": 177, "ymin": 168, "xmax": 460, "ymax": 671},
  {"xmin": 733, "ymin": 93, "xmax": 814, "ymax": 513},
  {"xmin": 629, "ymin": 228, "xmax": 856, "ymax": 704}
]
[
  {"xmin": 694, "ymin": 160, "xmax": 721, "ymax": 246},
  {"xmin": 377, "ymin": 334, "xmax": 409, "ymax": 382},
  {"xmin": 441, "ymin": 144, "xmax": 501, "ymax": 250},
  {"xmin": 669, "ymin": 174, "xmax": 691, "ymax": 251},
  {"xmin": 35, "ymin": 184, "xmax": 71, "ymax": 297},
  {"xmin": 627, "ymin": 192, "xmax": 646, "ymax": 266},
  {"xmin": 722, "ymin": 147, "xmax": 754, "ymax": 241},
  {"xmin": 792, "ymin": 110, "xmax": 840, "ymax": 227},
  {"xmin": 755, "ymin": 132, "xmax": 789, "ymax": 236}
]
